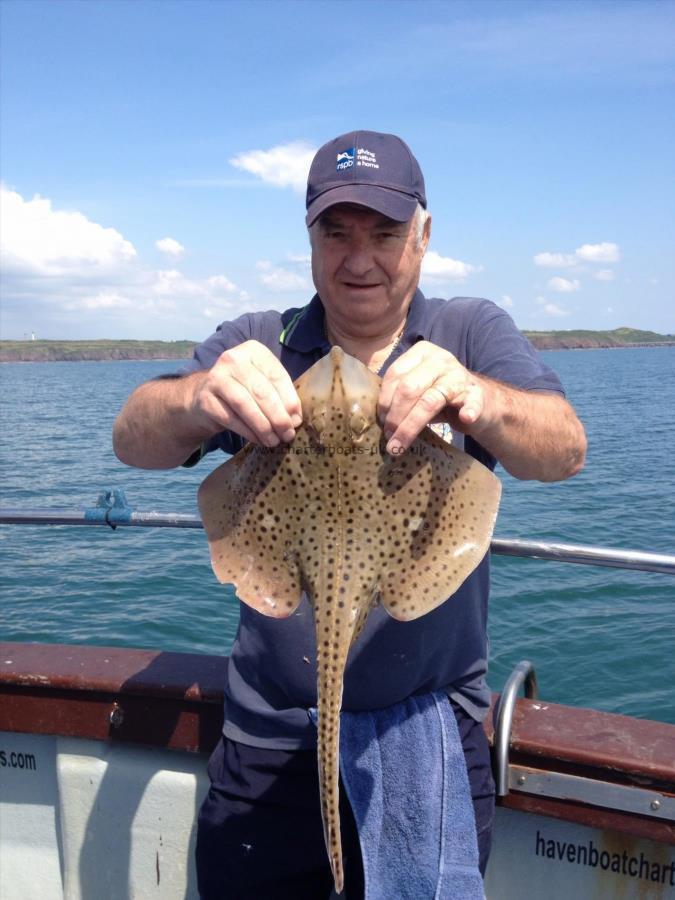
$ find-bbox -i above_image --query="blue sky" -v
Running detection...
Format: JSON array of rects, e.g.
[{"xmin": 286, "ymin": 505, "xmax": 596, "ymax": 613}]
[{"xmin": 1, "ymin": 0, "xmax": 673, "ymax": 340}]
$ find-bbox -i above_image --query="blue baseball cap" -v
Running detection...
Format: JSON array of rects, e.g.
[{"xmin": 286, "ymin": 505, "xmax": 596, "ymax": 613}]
[{"xmin": 305, "ymin": 130, "xmax": 426, "ymax": 226}]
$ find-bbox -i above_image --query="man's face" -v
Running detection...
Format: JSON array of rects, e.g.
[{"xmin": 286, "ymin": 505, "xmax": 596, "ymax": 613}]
[{"xmin": 309, "ymin": 204, "xmax": 430, "ymax": 336}]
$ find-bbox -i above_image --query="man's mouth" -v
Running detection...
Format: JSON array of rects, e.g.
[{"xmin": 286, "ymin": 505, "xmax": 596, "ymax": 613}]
[{"xmin": 341, "ymin": 282, "xmax": 380, "ymax": 291}]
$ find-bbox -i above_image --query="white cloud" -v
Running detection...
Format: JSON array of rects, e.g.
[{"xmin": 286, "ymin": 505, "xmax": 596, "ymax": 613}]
[
  {"xmin": 533, "ymin": 251, "xmax": 576, "ymax": 268},
  {"xmin": 595, "ymin": 269, "xmax": 615, "ymax": 281},
  {"xmin": 547, "ymin": 276, "xmax": 581, "ymax": 293},
  {"xmin": 202, "ymin": 287, "xmax": 250, "ymax": 321},
  {"xmin": 256, "ymin": 260, "xmax": 309, "ymax": 292},
  {"xmin": 0, "ymin": 186, "xmax": 248, "ymax": 335},
  {"xmin": 64, "ymin": 291, "xmax": 133, "ymax": 311},
  {"xmin": 153, "ymin": 269, "xmax": 201, "ymax": 297},
  {"xmin": 544, "ymin": 303, "xmax": 569, "ymax": 318},
  {"xmin": 155, "ymin": 237, "xmax": 185, "ymax": 258},
  {"xmin": 534, "ymin": 242, "xmax": 621, "ymax": 268},
  {"xmin": 544, "ymin": 303, "xmax": 569, "ymax": 316},
  {"xmin": 536, "ymin": 296, "xmax": 570, "ymax": 317},
  {"xmin": 0, "ymin": 185, "xmax": 136, "ymax": 276},
  {"xmin": 500, "ymin": 294, "xmax": 514, "ymax": 308},
  {"xmin": 287, "ymin": 253, "xmax": 311, "ymax": 266},
  {"xmin": 203, "ymin": 306, "xmax": 226, "ymax": 319},
  {"xmin": 575, "ymin": 242, "xmax": 620, "ymax": 263},
  {"xmin": 152, "ymin": 269, "xmax": 237, "ymax": 299},
  {"xmin": 206, "ymin": 274, "xmax": 238, "ymax": 295},
  {"xmin": 150, "ymin": 270, "xmax": 244, "ymax": 322},
  {"xmin": 229, "ymin": 141, "xmax": 316, "ymax": 193},
  {"xmin": 422, "ymin": 250, "xmax": 481, "ymax": 282},
  {"xmin": 53, "ymin": 269, "xmax": 242, "ymax": 318}
]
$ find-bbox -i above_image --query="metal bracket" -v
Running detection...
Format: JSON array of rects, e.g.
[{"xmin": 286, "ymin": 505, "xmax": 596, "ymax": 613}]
[
  {"xmin": 494, "ymin": 660, "xmax": 539, "ymax": 797},
  {"xmin": 84, "ymin": 489, "xmax": 134, "ymax": 529},
  {"xmin": 509, "ymin": 765, "xmax": 675, "ymax": 822}
]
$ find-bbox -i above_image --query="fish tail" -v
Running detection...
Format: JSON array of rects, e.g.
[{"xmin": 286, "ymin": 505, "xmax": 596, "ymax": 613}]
[{"xmin": 316, "ymin": 644, "xmax": 348, "ymax": 894}]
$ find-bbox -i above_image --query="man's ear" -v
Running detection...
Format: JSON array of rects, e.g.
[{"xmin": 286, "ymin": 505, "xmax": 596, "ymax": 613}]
[{"xmin": 421, "ymin": 213, "xmax": 432, "ymax": 255}]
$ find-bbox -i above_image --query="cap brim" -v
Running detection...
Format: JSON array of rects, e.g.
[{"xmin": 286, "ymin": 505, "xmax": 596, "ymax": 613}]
[{"xmin": 305, "ymin": 184, "xmax": 418, "ymax": 227}]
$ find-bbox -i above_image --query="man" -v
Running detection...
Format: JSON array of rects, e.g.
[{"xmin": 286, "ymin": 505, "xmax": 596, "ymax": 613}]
[{"xmin": 114, "ymin": 130, "xmax": 586, "ymax": 898}]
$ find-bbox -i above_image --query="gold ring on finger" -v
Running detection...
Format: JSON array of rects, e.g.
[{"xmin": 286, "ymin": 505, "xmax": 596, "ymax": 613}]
[{"xmin": 431, "ymin": 384, "xmax": 450, "ymax": 404}]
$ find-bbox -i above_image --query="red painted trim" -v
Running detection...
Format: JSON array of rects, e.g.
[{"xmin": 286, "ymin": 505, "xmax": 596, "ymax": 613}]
[{"xmin": 498, "ymin": 792, "xmax": 675, "ymax": 846}]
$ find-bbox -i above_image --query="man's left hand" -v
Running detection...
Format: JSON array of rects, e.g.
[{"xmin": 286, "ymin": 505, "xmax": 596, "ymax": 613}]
[
  {"xmin": 378, "ymin": 341, "xmax": 490, "ymax": 454},
  {"xmin": 377, "ymin": 340, "xmax": 587, "ymax": 482}
]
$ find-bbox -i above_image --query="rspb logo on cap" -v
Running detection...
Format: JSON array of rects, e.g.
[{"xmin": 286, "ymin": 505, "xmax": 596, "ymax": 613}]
[{"xmin": 336, "ymin": 148, "xmax": 355, "ymax": 171}]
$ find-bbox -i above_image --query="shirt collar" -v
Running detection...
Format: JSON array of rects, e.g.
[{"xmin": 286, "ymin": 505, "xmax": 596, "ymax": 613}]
[
  {"xmin": 279, "ymin": 294, "xmax": 328, "ymax": 353},
  {"xmin": 397, "ymin": 288, "xmax": 427, "ymax": 348},
  {"xmin": 279, "ymin": 288, "xmax": 427, "ymax": 354}
]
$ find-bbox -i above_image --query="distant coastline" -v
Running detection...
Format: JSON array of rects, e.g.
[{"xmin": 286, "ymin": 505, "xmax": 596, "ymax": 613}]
[
  {"xmin": 1, "ymin": 328, "xmax": 674, "ymax": 362},
  {"xmin": 522, "ymin": 326, "xmax": 675, "ymax": 351},
  {"xmin": 0, "ymin": 340, "xmax": 195, "ymax": 363}
]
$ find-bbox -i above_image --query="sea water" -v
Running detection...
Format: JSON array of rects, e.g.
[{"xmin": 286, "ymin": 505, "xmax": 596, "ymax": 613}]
[{"xmin": 0, "ymin": 348, "xmax": 673, "ymax": 723}]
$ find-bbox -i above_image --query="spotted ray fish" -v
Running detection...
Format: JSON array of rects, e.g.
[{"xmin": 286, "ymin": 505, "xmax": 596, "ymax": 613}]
[{"xmin": 198, "ymin": 346, "xmax": 501, "ymax": 894}]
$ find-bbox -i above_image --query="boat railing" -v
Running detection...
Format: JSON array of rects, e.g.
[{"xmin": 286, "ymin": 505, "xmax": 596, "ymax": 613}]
[
  {"xmin": 493, "ymin": 660, "xmax": 675, "ymax": 822},
  {"xmin": 1, "ymin": 489, "xmax": 674, "ymax": 576},
  {"xmin": 493, "ymin": 660, "xmax": 539, "ymax": 796}
]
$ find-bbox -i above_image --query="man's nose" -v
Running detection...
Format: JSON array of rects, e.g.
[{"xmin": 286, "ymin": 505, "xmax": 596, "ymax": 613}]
[{"xmin": 343, "ymin": 240, "xmax": 375, "ymax": 277}]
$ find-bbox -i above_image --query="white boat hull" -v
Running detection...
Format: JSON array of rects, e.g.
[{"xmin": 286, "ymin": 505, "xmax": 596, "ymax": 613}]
[
  {"xmin": 0, "ymin": 731, "xmax": 207, "ymax": 899},
  {"xmin": 1, "ymin": 643, "xmax": 673, "ymax": 899}
]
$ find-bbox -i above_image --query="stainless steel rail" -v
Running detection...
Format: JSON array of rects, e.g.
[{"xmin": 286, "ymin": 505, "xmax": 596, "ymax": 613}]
[
  {"xmin": 493, "ymin": 660, "xmax": 539, "ymax": 796},
  {"xmin": 1, "ymin": 500, "xmax": 675, "ymax": 574},
  {"xmin": 0, "ymin": 508, "xmax": 203, "ymax": 529},
  {"xmin": 494, "ymin": 661, "xmax": 675, "ymax": 818},
  {"xmin": 490, "ymin": 538, "xmax": 675, "ymax": 576}
]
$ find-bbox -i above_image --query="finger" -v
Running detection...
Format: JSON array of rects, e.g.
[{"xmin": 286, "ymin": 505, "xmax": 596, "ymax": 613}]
[
  {"xmin": 198, "ymin": 390, "xmax": 262, "ymax": 445},
  {"xmin": 218, "ymin": 412, "xmax": 260, "ymax": 446},
  {"xmin": 455, "ymin": 381, "xmax": 485, "ymax": 427},
  {"xmin": 212, "ymin": 378, "xmax": 285, "ymax": 447},
  {"xmin": 218, "ymin": 342, "xmax": 302, "ymax": 441},
  {"xmin": 388, "ymin": 377, "xmax": 486, "ymax": 450},
  {"xmin": 380, "ymin": 365, "xmax": 440, "ymax": 438},
  {"xmin": 379, "ymin": 343, "xmax": 465, "ymax": 430},
  {"xmin": 252, "ymin": 356, "xmax": 303, "ymax": 430},
  {"xmin": 385, "ymin": 384, "xmax": 451, "ymax": 454},
  {"xmin": 378, "ymin": 347, "xmax": 429, "ymax": 420},
  {"xmin": 245, "ymin": 370, "xmax": 301, "ymax": 442}
]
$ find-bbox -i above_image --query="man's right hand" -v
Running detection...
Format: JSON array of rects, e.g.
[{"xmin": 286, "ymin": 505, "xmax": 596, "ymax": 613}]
[
  {"xmin": 113, "ymin": 340, "xmax": 302, "ymax": 469},
  {"xmin": 190, "ymin": 341, "xmax": 302, "ymax": 447}
]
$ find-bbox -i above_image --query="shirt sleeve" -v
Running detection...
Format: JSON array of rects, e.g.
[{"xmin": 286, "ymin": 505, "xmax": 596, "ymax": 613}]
[
  {"xmin": 179, "ymin": 314, "xmax": 254, "ymax": 374},
  {"xmin": 433, "ymin": 298, "xmax": 566, "ymax": 471},
  {"xmin": 466, "ymin": 300, "xmax": 565, "ymax": 395}
]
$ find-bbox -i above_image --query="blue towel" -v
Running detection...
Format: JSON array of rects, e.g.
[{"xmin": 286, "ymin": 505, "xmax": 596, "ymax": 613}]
[{"xmin": 311, "ymin": 693, "xmax": 484, "ymax": 899}]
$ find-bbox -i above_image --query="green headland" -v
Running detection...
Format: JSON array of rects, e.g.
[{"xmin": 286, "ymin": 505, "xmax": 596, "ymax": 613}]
[
  {"xmin": 0, "ymin": 339, "xmax": 195, "ymax": 362},
  {"xmin": 522, "ymin": 326, "xmax": 675, "ymax": 350},
  {"xmin": 1, "ymin": 328, "xmax": 673, "ymax": 362}
]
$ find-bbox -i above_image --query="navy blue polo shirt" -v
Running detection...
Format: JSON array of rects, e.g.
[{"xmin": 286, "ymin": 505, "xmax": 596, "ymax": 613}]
[{"xmin": 182, "ymin": 290, "xmax": 564, "ymax": 749}]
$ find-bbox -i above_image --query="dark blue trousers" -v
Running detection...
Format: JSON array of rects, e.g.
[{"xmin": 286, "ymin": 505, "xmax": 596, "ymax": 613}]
[{"xmin": 196, "ymin": 698, "xmax": 495, "ymax": 899}]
